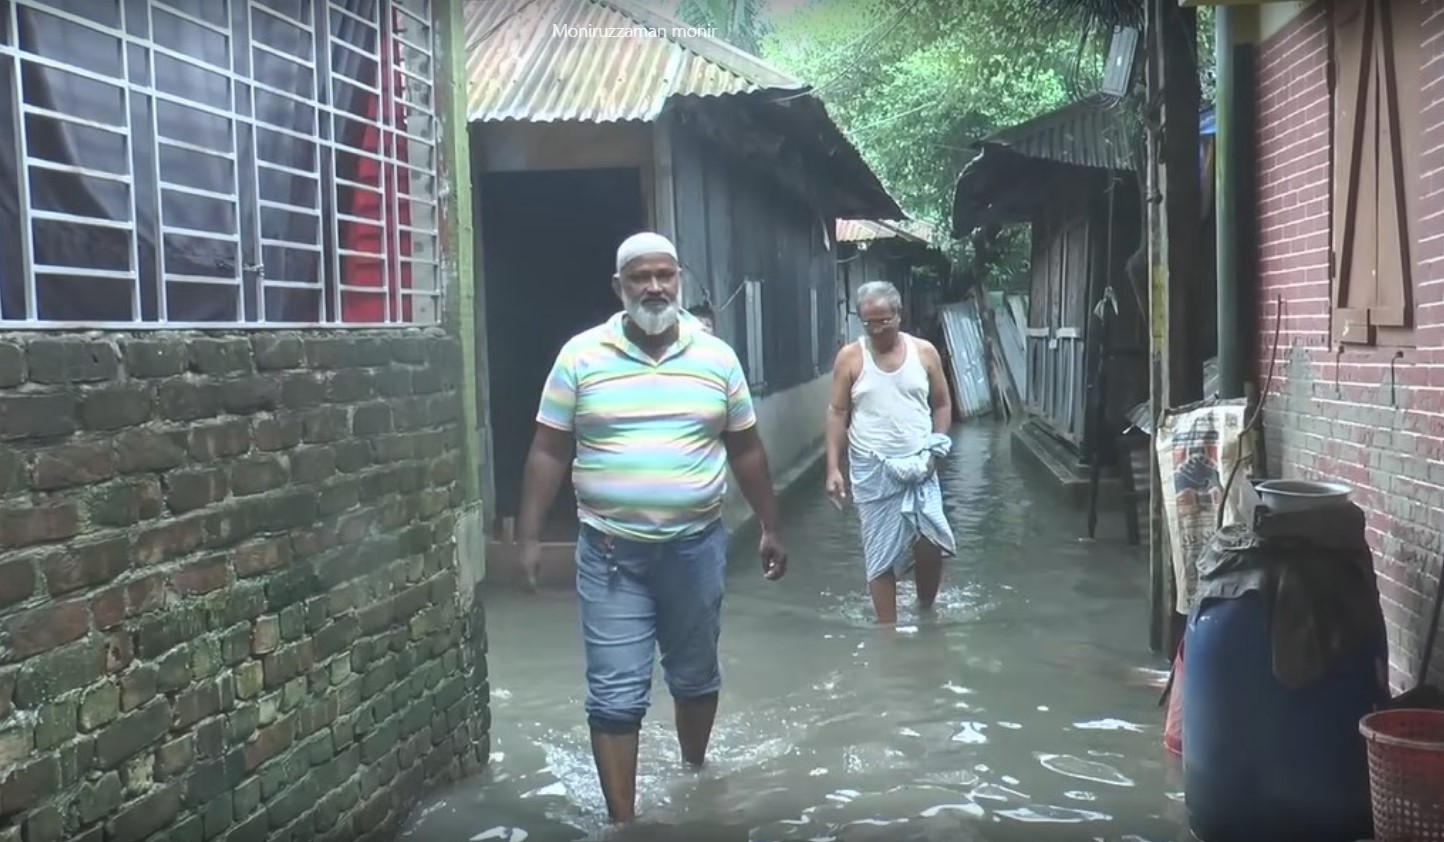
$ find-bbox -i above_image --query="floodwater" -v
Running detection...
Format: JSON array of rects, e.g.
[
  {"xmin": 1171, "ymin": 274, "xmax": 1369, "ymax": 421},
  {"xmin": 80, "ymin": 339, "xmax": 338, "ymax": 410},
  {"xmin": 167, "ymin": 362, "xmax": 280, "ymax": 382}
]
[{"xmin": 403, "ymin": 424, "xmax": 1189, "ymax": 842}]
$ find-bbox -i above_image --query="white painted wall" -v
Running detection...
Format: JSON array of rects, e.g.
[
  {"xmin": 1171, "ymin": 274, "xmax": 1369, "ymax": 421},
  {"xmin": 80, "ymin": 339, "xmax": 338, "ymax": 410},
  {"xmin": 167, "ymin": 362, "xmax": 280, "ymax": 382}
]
[{"xmin": 722, "ymin": 372, "xmax": 833, "ymax": 530}]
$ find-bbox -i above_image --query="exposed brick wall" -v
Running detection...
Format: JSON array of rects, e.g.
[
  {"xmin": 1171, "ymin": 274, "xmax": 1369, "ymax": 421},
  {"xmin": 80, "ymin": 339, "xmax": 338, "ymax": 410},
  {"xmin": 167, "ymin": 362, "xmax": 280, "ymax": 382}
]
[
  {"xmin": 0, "ymin": 331, "xmax": 489, "ymax": 842},
  {"xmin": 1255, "ymin": 1, "xmax": 1444, "ymax": 690}
]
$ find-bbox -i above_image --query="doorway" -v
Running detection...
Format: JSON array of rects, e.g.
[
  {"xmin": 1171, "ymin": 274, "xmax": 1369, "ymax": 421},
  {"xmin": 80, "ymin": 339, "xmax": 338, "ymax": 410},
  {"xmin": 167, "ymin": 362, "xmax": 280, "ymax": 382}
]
[{"xmin": 479, "ymin": 166, "xmax": 646, "ymax": 539}]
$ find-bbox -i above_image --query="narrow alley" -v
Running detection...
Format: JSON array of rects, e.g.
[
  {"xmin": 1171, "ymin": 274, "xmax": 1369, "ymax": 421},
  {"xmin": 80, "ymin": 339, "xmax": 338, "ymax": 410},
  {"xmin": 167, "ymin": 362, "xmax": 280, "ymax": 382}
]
[{"xmin": 403, "ymin": 424, "xmax": 1184, "ymax": 842}]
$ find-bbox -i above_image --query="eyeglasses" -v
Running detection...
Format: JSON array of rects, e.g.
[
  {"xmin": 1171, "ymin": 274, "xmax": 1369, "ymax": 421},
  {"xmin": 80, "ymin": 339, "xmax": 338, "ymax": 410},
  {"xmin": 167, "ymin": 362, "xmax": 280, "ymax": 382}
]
[{"xmin": 861, "ymin": 316, "xmax": 898, "ymax": 328}]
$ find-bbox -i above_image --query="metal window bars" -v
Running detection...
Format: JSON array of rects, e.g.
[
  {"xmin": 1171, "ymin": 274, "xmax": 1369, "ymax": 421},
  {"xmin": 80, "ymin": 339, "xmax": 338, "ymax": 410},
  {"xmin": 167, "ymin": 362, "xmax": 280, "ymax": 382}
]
[
  {"xmin": 0, "ymin": 0, "xmax": 442, "ymax": 327},
  {"xmin": 743, "ymin": 278, "xmax": 764, "ymax": 387},
  {"xmin": 250, "ymin": 0, "xmax": 326, "ymax": 323},
  {"xmin": 809, "ymin": 285, "xmax": 820, "ymax": 375}
]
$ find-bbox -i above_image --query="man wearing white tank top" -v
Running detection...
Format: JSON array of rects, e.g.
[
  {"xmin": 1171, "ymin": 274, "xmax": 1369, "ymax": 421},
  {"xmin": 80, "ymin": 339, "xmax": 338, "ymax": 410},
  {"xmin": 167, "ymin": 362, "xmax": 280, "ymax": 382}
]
[{"xmin": 824, "ymin": 281, "xmax": 956, "ymax": 624}]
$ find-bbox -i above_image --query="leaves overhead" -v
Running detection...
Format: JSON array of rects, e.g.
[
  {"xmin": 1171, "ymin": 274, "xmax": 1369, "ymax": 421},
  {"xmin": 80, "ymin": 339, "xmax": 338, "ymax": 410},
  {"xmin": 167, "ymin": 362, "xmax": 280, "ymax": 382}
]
[
  {"xmin": 755, "ymin": 0, "xmax": 1098, "ymax": 268},
  {"xmin": 1028, "ymin": 0, "xmax": 1144, "ymax": 30},
  {"xmin": 674, "ymin": 0, "xmax": 770, "ymax": 54}
]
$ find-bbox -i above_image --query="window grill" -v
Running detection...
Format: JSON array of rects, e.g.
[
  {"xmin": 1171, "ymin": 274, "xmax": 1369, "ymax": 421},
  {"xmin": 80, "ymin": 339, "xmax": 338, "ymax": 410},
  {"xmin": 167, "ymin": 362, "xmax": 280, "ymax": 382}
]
[
  {"xmin": 0, "ymin": 0, "xmax": 441, "ymax": 328},
  {"xmin": 743, "ymin": 277, "xmax": 764, "ymax": 387},
  {"xmin": 809, "ymin": 284, "xmax": 819, "ymax": 374}
]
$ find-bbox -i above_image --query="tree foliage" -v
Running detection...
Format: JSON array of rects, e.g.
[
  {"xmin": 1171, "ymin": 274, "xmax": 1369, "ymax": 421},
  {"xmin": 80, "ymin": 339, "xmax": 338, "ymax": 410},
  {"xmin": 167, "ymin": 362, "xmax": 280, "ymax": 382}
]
[
  {"xmin": 674, "ymin": 0, "xmax": 769, "ymax": 54},
  {"xmin": 755, "ymin": 0, "xmax": 1101, "ymax": 288},
  {"xmin": 675, "ymin": 0, "xmax": 1215, "ymax": 294}
]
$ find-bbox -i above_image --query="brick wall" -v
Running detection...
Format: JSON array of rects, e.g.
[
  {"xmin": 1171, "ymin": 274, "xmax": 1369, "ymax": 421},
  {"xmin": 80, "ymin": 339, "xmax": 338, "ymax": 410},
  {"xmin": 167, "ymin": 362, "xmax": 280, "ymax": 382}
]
[
  {"xmin": 1256, "ymin": 1, "xmax": 1444, "ymax": 690},
  {"xmin": 0, "ymin": 331, "xmax": 489, "ymax": 842}
]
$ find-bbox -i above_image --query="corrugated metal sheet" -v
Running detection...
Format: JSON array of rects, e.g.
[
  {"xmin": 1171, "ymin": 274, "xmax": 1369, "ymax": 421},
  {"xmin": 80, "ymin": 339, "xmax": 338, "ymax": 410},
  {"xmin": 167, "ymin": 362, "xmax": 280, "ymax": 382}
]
[
  {"xmin": 983, "ymin": 95, "xmax": 1135, "ymax": 172},
  {"xmin": 940, "ymin": 300, "xmax": 994, "ymax": 421},
  {"xmin": 993, "ymin": 295, "xmax": 1028, "ymax": 400},
  {"xmin": 465, "ymin": 0, "xmax": 806, "ymax": 122},
  {"xmin": 670, "ymin": 124, "xmax": 839, "ymax": 393},
  {"xmin": 951, "ymin": 97, "xmax": 1221, "ymax": 236},
  {"xmin": 951, "ymin": 96, "xmax": 1136, "ymax": 236},
  {"xmin": 835, "ymin": 218, "xmax": 934, "ymax": 244}
]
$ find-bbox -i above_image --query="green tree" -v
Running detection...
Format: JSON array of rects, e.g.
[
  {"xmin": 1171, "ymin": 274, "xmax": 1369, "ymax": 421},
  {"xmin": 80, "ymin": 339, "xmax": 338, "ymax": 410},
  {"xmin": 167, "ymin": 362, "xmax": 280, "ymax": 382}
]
[
  {"xmin": 760, "ymin": 0, "xmax": 1093, "ymax": 291},
  {"xmin": 675, "ymin": 0, "xmax": 768, "ymax": 53}
]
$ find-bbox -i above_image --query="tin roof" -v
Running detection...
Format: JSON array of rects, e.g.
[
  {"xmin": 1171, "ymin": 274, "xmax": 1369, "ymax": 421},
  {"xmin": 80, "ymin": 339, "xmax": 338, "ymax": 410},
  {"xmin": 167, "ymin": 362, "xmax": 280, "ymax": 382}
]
[
  {"xmin": 836, "ymin": 219, "xmax": 935, "ymax": 244},
  {"xmin": 464, "ymin": 0, "xmax": 904, "ymax": 218},
  {"xmin": 950, "ymin": 96, "xmax": 1137, "ymax": 237},
  {"xmin": 465, "ymin": 0, "xmax": 807, "ymax": 122},
  {"xmin": 980, "ymin": 95, "xmax": 1135, "ymax": 172}
]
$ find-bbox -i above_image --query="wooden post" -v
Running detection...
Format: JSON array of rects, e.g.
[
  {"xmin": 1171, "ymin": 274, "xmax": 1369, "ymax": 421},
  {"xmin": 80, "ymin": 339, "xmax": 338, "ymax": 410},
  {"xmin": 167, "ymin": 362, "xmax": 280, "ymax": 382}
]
[
  {"xmin": 440, "ymin": 0, "xmax": 487, "ymax": 525},
  {"xmin": 1145, "ymin": 0, "xmax": 1166, "ymax": 655},
  {"xmin": 1146, "ymin": 0, "xmax": 1205, "ymax": 655}
]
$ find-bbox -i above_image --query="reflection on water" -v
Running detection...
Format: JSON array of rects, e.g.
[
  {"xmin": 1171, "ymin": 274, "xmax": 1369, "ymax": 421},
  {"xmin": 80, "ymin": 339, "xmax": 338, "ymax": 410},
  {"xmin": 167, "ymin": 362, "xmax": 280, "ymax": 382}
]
[{"xmin": 402, "ymin": 425, "xmax": 1190, "ymax": 842}]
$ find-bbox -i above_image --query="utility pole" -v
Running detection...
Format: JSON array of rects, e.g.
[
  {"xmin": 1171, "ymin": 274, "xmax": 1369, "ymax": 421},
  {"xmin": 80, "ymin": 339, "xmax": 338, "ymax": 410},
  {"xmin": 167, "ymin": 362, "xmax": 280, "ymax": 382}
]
[{"xmin": 1146, "ymin": 0, "xmax": 1204, "ymax": 655}]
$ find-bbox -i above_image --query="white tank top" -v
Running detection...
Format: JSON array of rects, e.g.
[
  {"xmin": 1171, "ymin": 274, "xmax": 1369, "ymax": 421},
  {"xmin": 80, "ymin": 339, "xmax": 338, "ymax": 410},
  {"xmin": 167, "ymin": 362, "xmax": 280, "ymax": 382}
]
[{"xmin": 847, "ymin": 335, "xmax": 933, "ymax": 459}]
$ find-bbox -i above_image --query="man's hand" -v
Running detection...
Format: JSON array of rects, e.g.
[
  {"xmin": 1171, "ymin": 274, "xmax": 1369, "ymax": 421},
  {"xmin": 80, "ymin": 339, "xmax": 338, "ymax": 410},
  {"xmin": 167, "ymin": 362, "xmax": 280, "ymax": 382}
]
[
  {"xmin": 760, "ymin": 529, "xmax": 787, "ymax": 581},
  {"xmin": 518, "ymin": 537, "xmax": 543, "ymax": 592},
  {"xmin": 825, "ymin": 469, "xmax": 848, "ymax": 510},
  {"xmin": 516, "ymin": 423, "xmax": 574, "ymax": 595}
]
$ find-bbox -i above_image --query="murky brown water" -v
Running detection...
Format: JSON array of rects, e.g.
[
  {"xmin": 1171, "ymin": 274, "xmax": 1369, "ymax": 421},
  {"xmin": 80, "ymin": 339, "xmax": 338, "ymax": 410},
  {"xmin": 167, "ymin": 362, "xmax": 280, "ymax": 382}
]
[{"xmin": 403, "ymin": 424, "xmax": 1189, "ymax": 842}]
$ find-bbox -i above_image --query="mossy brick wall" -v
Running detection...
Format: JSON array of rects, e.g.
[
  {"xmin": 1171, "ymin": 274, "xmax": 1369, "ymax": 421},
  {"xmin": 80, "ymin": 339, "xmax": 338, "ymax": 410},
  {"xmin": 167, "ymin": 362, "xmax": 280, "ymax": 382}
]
[{"xmin": 0, "ymin": 330, "xmax": 489, "ymax": 842}]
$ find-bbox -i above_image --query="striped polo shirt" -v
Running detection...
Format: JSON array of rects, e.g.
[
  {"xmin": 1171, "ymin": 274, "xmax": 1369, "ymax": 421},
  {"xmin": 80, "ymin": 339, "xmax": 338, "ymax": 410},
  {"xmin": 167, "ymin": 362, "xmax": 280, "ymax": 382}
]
[{"xmin": 536, "ymin": 311, "xmax": 757, "ymax": 542}]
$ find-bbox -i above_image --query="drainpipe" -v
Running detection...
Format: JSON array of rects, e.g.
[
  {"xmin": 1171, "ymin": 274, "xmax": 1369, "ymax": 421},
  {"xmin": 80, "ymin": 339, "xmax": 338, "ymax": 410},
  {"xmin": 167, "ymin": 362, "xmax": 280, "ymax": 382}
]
[{"xmin": 1215, "ymin": 7, "xmax": 1257, "ymax": 400}]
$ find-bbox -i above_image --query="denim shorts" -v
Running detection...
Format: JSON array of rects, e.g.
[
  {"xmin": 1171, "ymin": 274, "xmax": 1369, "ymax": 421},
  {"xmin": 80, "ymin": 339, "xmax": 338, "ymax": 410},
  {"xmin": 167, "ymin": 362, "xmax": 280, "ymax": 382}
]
[{"xmin": 575, "ymin": 519, "xmax": 729, "ymax": 733}]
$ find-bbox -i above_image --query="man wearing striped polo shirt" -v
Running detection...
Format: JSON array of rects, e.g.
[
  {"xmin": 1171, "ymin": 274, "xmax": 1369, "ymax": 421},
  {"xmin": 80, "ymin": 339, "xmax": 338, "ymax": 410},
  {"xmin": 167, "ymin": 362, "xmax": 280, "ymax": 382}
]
[{"xmin": 515, "ymin": 232, "xmax": 788, "ymax": 824}]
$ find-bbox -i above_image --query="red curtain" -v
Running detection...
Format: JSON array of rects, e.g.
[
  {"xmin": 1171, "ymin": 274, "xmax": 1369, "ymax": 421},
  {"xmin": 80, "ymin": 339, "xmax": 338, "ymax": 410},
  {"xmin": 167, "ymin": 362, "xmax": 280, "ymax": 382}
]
[{"xmin": 340, "ymin": 7, "xmax": 413, "ymax": 323}]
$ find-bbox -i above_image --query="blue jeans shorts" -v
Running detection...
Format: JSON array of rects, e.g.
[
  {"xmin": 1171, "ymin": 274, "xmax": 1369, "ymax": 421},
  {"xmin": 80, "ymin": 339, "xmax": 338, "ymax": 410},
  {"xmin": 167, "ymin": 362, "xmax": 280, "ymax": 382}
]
[{"xmin": 575, "ymin": 520, "xmax": 729, "ymax": 734}]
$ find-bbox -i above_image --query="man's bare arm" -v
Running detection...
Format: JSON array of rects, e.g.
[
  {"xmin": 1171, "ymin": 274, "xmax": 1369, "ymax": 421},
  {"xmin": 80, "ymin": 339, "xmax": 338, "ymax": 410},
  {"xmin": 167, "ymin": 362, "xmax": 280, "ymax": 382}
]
[
  {"xmin": 723, "ymin": 426, "xmax": 780, "ymax": 534},
  {"xmin": 918, "ymin": 340, "xmax": 953, "ymax": 434},
  {"xmin": 825, "ymin": 345, "xmax": 858, "ymax": 474},
  {"xmin": 517, "ymin": 424, "xmax": 574, "ymax": 543}
]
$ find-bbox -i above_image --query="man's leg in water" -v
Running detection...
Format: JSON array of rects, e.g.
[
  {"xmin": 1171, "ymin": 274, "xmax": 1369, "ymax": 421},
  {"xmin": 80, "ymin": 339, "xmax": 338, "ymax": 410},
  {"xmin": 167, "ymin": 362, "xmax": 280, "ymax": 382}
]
[
  {"xmin": 576, "ymin": 527, "xmax": 656, "ymax": 822},
  {"xmin": 867, "ymin": 570, "xmax": 899, "ymax": 625},
  {"xmin": 656, "ymin": 522, "xmax": 729, "ymax": 767},
  {"xmin": 913, "ymin": 538, "xmax": 943, "ymax": 610},
  {"xmin": 855, "ymin": 501, "xmax": 900, "ymax": 625}
]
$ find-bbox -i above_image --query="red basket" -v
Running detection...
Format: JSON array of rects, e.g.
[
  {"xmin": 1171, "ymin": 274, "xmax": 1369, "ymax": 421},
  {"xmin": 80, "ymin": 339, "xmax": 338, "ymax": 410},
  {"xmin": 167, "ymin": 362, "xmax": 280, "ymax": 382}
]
[{"xmin": 1360, "ymin": 708, "xmax": 1444, "ymax": 841}]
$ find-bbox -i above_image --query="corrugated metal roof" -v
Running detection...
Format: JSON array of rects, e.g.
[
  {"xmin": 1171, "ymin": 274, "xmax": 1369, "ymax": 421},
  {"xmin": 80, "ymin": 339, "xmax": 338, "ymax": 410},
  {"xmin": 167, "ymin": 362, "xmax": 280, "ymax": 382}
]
[
  {"xmin": 950, "ymin": 96, "xmax": 1138, "ymax": 237},
  {"xmin": 835, "ymin": 219, "xmax": 935, "ymax": 244},
  {"xmin": 981, "ymin": 95, "xmax": 1135, "ymax": 172},
  {"xmin": 465, "ymin": 0, "xmax": 807, "ymax": 122},
  {"xmin": 837, "ymin": 219, "xmax": 910, "ymax": 243}
]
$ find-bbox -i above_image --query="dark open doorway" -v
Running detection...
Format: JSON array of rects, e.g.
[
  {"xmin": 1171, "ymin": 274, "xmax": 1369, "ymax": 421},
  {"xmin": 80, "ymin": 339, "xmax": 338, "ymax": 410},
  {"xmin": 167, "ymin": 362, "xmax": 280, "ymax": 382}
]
[{"xmin": 479, "ymin": 166, "xmax": 646, "ymax": 539}]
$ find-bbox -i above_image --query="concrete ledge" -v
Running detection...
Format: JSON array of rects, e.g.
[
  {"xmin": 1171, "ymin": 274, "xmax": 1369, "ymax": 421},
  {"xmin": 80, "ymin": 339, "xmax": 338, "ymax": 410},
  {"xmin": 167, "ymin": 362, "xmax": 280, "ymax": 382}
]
[
  {"xmin": 483, "ymin": 538, "xmax": 576, "ymax": 591},
  {"xmin": 1010, "ymin": 420, "xmax": 1120, "ymax": 507}
]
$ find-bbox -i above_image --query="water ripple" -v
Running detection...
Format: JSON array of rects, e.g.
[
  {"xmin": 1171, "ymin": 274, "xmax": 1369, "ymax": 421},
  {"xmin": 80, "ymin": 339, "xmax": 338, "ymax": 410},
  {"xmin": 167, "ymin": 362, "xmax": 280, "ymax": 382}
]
[
  {"xmin": 1037, "ymin": 754, "xmax": 1135, "ymax": 788},
  {"xmin": 996, "ymin": 805, "xmax": 1112, "ymax": 823}
]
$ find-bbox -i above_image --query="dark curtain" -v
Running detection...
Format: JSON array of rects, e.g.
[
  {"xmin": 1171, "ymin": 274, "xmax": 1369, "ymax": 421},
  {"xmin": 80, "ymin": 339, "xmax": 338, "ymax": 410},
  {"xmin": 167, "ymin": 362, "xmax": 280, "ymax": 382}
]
[{"xmin": 0, "ymin": 0, "xmax": 380, "ymax": 323}]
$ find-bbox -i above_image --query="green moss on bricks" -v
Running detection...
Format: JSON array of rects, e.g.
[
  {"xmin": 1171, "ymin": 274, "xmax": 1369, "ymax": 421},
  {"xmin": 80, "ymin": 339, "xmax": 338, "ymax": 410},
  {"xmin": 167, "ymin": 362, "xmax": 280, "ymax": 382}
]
[{"xmin": 0, "ymin": 330, "xmax": 489, "ymax": 839}]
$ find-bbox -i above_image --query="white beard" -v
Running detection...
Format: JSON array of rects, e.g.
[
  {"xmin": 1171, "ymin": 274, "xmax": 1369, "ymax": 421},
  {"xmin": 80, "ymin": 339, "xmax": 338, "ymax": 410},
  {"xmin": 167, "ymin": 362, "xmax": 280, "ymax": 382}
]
[{"xmin": 625, "ymin": 297, "xmax": 679, "ymax": 335}]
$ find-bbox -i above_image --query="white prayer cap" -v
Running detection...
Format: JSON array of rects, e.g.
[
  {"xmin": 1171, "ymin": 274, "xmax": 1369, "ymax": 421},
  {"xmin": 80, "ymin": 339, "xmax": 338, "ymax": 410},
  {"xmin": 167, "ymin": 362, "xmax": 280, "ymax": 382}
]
[{"xmin": 615, "ymin": 232, "xmax": 678, "ymax": 273}]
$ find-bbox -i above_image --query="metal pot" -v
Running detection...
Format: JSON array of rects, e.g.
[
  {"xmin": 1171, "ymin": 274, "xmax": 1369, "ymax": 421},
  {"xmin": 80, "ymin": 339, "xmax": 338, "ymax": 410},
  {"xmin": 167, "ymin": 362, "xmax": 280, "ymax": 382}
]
[{"xmin": 1255, "ymin": 479, "xmax": 1352, "ymax": 514}]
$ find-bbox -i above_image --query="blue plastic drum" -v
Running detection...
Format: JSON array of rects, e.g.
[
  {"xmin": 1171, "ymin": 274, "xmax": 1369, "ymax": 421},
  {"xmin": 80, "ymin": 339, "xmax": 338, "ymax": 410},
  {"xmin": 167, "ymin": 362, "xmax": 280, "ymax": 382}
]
[{"xmin": 1183, "ymin": 590, "xmax": 1385, "ymax": 842}]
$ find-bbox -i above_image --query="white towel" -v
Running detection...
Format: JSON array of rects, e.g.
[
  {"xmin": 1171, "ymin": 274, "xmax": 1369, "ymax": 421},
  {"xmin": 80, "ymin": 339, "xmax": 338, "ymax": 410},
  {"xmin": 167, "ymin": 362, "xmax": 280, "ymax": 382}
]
[{"xmin": 849, "ymin": 433, "xmax": 957, "ymax": 582}]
